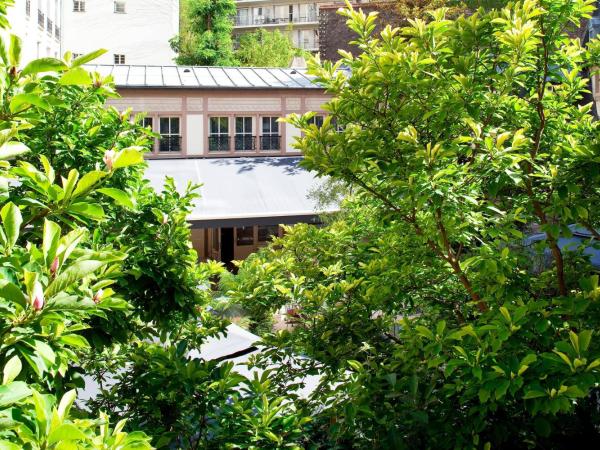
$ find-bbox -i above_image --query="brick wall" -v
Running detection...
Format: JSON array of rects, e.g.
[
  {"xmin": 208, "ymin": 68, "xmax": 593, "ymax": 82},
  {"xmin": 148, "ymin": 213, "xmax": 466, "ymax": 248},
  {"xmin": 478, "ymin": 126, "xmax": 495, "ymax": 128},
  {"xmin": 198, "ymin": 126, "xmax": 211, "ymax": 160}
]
[{"xmin": 319, "ymin": 2, "xmax": 404, "ymax": 61}]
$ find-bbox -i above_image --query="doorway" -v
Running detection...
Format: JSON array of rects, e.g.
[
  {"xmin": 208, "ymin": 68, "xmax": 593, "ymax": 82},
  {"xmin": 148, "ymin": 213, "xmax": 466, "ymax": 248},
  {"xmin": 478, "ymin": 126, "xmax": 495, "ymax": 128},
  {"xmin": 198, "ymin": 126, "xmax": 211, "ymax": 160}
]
[{"xmin": 220, "ymin": 227, "xmax": 234, "ymax": 269}]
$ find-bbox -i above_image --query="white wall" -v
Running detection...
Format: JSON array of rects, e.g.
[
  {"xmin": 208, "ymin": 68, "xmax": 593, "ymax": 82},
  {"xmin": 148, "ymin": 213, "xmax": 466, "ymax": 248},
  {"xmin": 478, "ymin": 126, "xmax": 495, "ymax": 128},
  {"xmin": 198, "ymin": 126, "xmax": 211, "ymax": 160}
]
[
  {"xmin": 62, "ymin": 0, "xmax": 178, "ymax": 65},
  {"xmin": 5, "ymin": 0, "xmax": 63, "ymax": 64}
]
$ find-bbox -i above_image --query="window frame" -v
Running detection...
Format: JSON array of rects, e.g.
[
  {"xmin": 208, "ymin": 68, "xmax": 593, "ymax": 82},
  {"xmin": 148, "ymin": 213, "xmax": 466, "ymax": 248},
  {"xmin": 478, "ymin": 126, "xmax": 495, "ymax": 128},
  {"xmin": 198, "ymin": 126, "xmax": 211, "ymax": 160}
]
[
  {"xmin": 259, "ymin": 116, "xmax": 281, "ymax": 152},
  {"xmin": 113, "ymin": 54, "xmax": 126, "ymax": 65},
  {"xmin": 234, "ymin": 116, "xmax": 254, "ymax": 152},
  {"xmin": 114, "ymin": 1, "xmax": 126, "ymax": 13},
  {"xmin": 208, "ymin": 116, "xmax": 231, "ymax": 152},
  {"xmin": 158, "ymin": 116, "xmax": 182, "ymax": 153},
  {"xmin": 73, "ymin": 0, "xmax": 85, "ymax": 12}
]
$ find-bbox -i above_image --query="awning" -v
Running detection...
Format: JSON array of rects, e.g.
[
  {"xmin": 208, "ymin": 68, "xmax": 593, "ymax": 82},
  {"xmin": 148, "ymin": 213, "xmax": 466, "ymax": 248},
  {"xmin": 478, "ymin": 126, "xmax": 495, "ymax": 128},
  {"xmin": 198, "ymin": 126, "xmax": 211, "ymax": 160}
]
[{"xmin": 144, "ymin": 157, "xmax": 336, "ymax": 227}]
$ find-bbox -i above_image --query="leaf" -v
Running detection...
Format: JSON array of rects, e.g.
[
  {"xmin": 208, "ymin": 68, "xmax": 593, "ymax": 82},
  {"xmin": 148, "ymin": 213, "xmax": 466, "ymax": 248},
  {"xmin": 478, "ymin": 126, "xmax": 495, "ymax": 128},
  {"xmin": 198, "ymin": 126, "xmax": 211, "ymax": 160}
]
[
  {"xmin": 8, "ymin": 34, "xmax": 21, "ymax": 67},
  {"xmin": 59, "ymin": 67, "xmax": 92, "ymax": 86},
  {"xmin": 58, "ymin": 335, "xmax": 89, "ymax": 349},
  {"xmin": 68, "ymin": 202, "xmax": 104, "ymax": 220},
  {"xmin": 0, "ymin": 381, "xmax": 31, "ymax": 406},
  {"xmin": 21, "ymin": 57, "xmax": 67, "ymax": 75},
  {"xmin": 72, "ymin": 49, "xmax": 107, "ymax": 66},
  {"xmin": 9, "ymin": 93, "xmax": 51, "ymax": 113},
  {"xmin": 523, "ymin": 390, "xmax": 547, "ymax": 399},
  {"xmin": 42, "ymin": 219, "xmax": 61, "ymax": 267},
  {"xmin": 97, "ymin": 188, "xmax": 134, "ymax": 208},
  {"xmin": 0, "ymin": 141, "xmax": 30, "ymax": 160},
  {"xmin": 57, "ymin": 390, "xmax": 77, "ymax": 421},
  {"xmin": 2, "ymin": 356, "xmax": 22, "ymax": 385},
  {"xmin": 47, "ymin": 423, "xmax": 88, "ymax": 445},
  {"xmin": 34, "ymin": 341, "xmax": 56, "ymax": 365},
  {"xmin": 72, "ymin": 170, "xmax": 106, "ymax": 198},
  {"xmin": 113, "ymin": 147, "xmax": 145, "ymax": 169},
  {"xmin": 0, "ymin": 202, "xmax": 22, "ymax": 249},
  {"xmin": 0, "ymin": 280, "xmax": 27, "ymax": 309},
  {"xmin": 45, "ymin": 259, "xmax": 108, "ymax": 298}
]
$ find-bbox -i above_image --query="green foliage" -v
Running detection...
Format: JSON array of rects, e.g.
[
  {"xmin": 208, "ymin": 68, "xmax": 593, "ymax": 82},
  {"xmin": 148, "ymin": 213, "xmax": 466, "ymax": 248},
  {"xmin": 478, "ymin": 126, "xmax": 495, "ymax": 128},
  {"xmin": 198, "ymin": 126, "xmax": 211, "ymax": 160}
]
[
  {"xmin": 224, "ymin": 0, "xmax": 600, "ymax": 447},
  {"xmin": 235, "ymin": 29, "xmax": 298, "ymax": 68},
  {"xmin": 171, "ymin": 0, "xmax": 237, "ymax": 66}
]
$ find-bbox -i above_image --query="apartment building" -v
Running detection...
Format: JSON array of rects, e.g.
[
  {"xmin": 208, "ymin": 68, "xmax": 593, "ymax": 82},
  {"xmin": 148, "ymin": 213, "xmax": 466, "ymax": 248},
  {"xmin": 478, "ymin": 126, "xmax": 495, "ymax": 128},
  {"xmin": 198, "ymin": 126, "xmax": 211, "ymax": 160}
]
[
  {"xmin": 233, "ymin": 1, "xmax": 324, "ymax": 51},
  {"xmin": 4, "ymin": 0, "xmax": 63, "ymax": 62},
  {"xmin": 63, "ymin": 0, "xmax": 178, "ymax": 65},
  {"xmin": 89, "ymin": 64, "xmax": 335, "ymax": 265}
]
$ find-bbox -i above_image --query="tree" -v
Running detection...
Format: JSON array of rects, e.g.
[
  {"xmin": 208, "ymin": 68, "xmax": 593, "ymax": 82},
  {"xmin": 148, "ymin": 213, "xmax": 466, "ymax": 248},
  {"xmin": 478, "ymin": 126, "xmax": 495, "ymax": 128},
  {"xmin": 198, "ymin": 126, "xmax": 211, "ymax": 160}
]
[
  {"xmin": 235, "ymin": 29, "xmax": 298, "ymax": 68},
  {"xmin": 171, "ymin": 0, "xmax": 237, "ymax": 66},
  {"xmin": 224, "ymin": 0, "xmax": 600, "ymax": 447}
]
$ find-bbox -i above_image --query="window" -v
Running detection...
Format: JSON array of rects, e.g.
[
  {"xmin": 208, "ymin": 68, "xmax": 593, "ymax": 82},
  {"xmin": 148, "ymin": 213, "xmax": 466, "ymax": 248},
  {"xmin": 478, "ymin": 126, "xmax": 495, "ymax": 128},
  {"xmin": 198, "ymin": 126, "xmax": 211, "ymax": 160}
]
[
  {"xmin": 142, "ymin": 117, "xmax": 153, "ymax": 130},
  {"xmin": 236, "ymin": 227, "xmax": 254, "ymax": 246},
  {"xmin": 258, "ymin": 225, "xmax": 279, "ymax": 243},
  {"xmin": 73, "ymin": 1, "xmax": 85, "ymax": 12},
  {"xmin": 38, "ymin": 9, "xmax": 45, "ymax": 28},
  {"xmin": 72, "ymin": 53, "xmax": 83, "ymax": 59},
  {"xmin": 260, "ymin": 117, "xmax": 280, "ymax": 151},
  {"xmin": 209, "ymin": 117, "xmax": 229, "ymax": 152},
  {"xmin": 26, "ymin": 0, "xmax": 31, "ymax": 16},
  {"xmin": 114, "ymin": 54, "xmax": 126, "ymax": 64},
  {"xmin": 159, "ymin": 117, "xmax": 181, "ymax": 152},
  {"xmin": 308, "ymin": 115, "xmax": 324, "ymax": 128},
  {"xmin": 235, "ymin": 117, "xmax": 254, "ymax": 151},
  {"xmin": 289, "ymin": 5, "xmax": 293, "ymax": 22},
  {"xmin": 114, "ymin": 1, "xmax": 126, "ymax": 13},
  {"xmin": 47, "ymin": 18, "xmax": 53, "ymax": 36}
]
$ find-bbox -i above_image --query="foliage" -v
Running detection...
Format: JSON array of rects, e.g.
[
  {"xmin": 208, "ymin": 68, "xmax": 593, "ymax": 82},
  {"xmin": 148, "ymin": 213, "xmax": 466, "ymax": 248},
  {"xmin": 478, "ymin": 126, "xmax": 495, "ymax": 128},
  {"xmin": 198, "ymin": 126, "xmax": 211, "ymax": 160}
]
[
  {"xmin": 171, "ymin": 0, "xmax": 237, "ymax": 66},
  {"xmin": 235, "ymin": 29, "xmax": 298, "ymax": 68},
  {"xmin": 224, "ymin": 0, "xmax": 600, "ymax": 448}
]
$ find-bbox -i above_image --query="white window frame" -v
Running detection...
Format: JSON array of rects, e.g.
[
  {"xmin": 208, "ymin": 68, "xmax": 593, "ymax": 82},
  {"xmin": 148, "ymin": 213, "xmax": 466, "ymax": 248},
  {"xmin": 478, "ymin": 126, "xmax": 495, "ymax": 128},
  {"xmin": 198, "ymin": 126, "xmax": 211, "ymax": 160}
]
[{"xmin": 158, "ymin": 116, "xmax": 181, "ymax": 153}]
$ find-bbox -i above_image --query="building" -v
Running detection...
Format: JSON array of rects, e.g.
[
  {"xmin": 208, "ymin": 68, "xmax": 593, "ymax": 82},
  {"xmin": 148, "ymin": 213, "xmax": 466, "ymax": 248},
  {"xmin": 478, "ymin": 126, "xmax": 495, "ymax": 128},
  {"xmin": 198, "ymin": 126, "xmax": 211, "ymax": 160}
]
[
  {"xmin": 87, "ymin": 64, "xmax": 335, "ymax": 266},
  {"xmin": 233, "ymin": 1, "xmax": 332, "ymax": 52},
  {"xmin": 62, "ymin": 0, "xmax": 178, "ymax": 65},
  {"xmin": 4, "ymin": 0, "xmax": 63, "ymax": 63}
]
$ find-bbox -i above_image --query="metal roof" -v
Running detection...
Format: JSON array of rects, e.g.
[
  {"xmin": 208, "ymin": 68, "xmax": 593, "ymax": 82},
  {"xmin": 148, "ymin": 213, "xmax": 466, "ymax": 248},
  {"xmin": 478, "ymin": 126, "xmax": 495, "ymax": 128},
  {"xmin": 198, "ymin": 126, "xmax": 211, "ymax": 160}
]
[
  {"xmin": 144, "ymin": 157, "xmax": 337, "ymax": 226},
  {"xmin": 86, "ymin": 64, "xmax": 321, "ymax": 89}
]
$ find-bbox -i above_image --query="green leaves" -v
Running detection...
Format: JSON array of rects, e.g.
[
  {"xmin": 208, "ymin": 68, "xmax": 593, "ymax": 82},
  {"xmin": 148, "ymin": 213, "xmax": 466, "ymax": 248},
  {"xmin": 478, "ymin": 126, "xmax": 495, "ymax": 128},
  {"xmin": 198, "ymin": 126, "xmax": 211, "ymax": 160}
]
[
  {"xmin": 113, "ymin": 147, "xmax": 145, "ymax": 169},
  {"xmin": 0, "ymin": 381, "xmax": 31, "ymax": 406},
  {"xmin": 2, "ymin": 356, "xmax": 22, "ymax": 385},
  {"xmin": 97, "ymin": 187, "xmax": 135, "ymax": 208},
  {"xmin": 0, "ymin": 202, "xmax": 22, "ymax": 249},
  {"xmin": 45, "ymin": 259, "xmax": 109, "ymax": 298},
  {"xmin": 59, "ymin": 67, "xmax": 93, "ymax": 86},
  {"xmin": 20, "ymin": 57, "xmax": 67, "ymax": 76},
  {"xmin": 0, "ymin": 141, "xmax": 29, "ymax": 160},
  {"xmin": 72, "ymin": 48, "xmax": 107, "ymax": 66}
]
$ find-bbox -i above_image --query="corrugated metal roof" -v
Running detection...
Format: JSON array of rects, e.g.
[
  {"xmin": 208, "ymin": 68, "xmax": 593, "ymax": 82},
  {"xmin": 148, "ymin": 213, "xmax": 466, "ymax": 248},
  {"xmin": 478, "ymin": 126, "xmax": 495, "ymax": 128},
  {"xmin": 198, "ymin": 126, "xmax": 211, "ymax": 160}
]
[
  {"xmin": 86, "ymin": 64, "xmax": 321, "ymax": 89},
  {"xmin": 144, "ymin": 157, "xmax": 337, "ymax": 225}
]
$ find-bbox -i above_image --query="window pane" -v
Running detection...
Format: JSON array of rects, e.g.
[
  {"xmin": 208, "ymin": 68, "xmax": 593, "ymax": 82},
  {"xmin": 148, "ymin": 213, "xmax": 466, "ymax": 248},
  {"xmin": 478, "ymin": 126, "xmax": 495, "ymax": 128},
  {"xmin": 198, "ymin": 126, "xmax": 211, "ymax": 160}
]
[
  {"xmin": 160, "ymin": 117, "xmax": 169, "ymax": 134},
  {"xmin": 220, "ymin": 117, "xmax": 228, "ymax": 133},
  {"xmin": 210, "ymin": 117, "xmax": 218, "ymax": 134},
  {"xmin": 236, "ymin": 226, "xmax": 254, "ymax": 246},
  {"xmin": 258, "ymin": 225, "xmax": 278, "ymax": 242},
  {"xmin": 262, "ymin": 117, "xmax": 270, "ymax": 133},
  {"xmin": 170, "ymin": 117, "xmax": 180, "ymax": 134},
  {"xmin": 142, "ymin": 117, "xmax": 153, "ymax": 129},
  {"xmin": 271, "ymin": 118, "xmax": 279, "ymax": 133},
  {"xmin": 235, "ymin": 117, "xmax": 244, "ymax": 133}
]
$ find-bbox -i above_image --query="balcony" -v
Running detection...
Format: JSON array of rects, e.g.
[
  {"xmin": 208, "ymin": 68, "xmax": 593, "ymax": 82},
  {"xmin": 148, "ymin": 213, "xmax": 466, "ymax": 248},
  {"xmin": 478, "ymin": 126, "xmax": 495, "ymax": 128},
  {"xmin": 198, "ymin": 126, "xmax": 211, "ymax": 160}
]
[
  {"xmin": 234, "ymin": 14, "xmax": 318, "ymax": 27},
  {"xmin": 209, "ymin": 136, "xmax": 231, "ymax": 152},
  {"xmin": 158, "ymin": 135, "xmax": 182, "ymax": 152},
  {"xmin": 37, "ymin": 10, "xmax": 45, "ymax": 29},
  {"xmin": 259, "ymin": 135, "xmax": 281, "ymax": 151},
  {"xmin": 235, "ymin": 135, "xmax": 256, "ymax": 152}
]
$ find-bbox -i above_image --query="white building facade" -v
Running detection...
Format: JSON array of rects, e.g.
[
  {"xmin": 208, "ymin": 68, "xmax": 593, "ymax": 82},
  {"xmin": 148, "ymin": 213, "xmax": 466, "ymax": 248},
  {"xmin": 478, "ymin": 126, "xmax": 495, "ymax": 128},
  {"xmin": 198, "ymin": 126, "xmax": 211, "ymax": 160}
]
[
  {"xmin": 233, "ymin": 1, "xmax": 325, "ymax": 52},
  {"xmin": 5, "ymin": 0, "xmax": 63, "ymax": 63},
  {"xmin": 62, "ymin": 0, "xmax": 179, "ymax": 65}
]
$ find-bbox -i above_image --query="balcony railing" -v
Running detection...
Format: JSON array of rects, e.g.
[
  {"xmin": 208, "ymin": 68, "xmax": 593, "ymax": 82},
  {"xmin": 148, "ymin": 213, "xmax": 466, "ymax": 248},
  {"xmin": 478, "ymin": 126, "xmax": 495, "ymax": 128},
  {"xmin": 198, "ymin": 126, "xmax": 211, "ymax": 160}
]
[
  {"xmin": 47, "ymin": 18, "xmax": 53, "ymax": 36},
  {"xmin": 235, "ymin": 14, "xmax": 317, "ymax": 26},
  {"xmin": 38, "ymin": 10, "xmax": 45, "ymax": 29},
  {"xmin": 158, "ymin": 135, "xmax": 182, "ymax": 152},
  {"xmin": 260, "ymin": 135, "xmax": 281, "ymax": 151},
  {"xmin": 235, "ymin": 135, "xmax": 256, "ymax": 152},
  {"xmin": 209, "ymin": 135, "xmax": 230, "ymax": 152}
]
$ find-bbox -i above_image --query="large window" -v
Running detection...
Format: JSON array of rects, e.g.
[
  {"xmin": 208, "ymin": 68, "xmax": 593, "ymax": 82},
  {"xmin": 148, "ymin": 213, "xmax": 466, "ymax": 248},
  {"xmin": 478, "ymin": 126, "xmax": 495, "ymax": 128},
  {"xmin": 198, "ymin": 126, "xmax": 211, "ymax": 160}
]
[
  {"xmin": 260, "ymin": 117, "xmax": 280, "ymax": 151},
  {"xmin": 142, "ymin": 117, "xmax": 153, "ymax": 130},
  {"xmin": 26, "ymin": 0, "xmax": 31, "ymax": 16},
  {"xmin": 73, "ymin": 1, "xmax": 85, "ymax": 12},
  {"xmin": 235, "ymin": 117, "xmax": 254, "ymax": 152},
  {"xmin": 236, "ymin": 227, "xmax": 254, "ymax": 246},
  {"xmin": 114, "ymin": 1, "xmax": 126, "ymax": 13},
  {"xmin": 114, "ymin": 54, "xmax": 126, "ymax": 64},
  {"xmin": 308, "ymin": 114, "xmax": 324, "ymax": 128},
  {"xmin": 159, "ymin": 117, "xmax": 181, "ymax": 152},
  {"xmin": 209, "ymin": 117, "xmax": 230, "ymax": 152},
  {"xmin": 258, "ymin": 225, "xmax": 279, "ymax": 243}
]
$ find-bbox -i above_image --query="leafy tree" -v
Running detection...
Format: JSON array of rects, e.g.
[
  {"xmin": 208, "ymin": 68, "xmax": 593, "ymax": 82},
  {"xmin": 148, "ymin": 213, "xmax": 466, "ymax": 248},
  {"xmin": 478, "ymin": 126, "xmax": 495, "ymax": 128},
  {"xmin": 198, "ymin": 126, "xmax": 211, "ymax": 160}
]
[
  {"xmin": 235, "ymin": 29, "xmax": 298, "ymax": 68},
  {"xmin": 171, "ymin": 0, "xmax": 237, "ymax": 66},
  {"xmin": 224, "ymin": 0, "xmax": 600, "ymax": 447}
]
